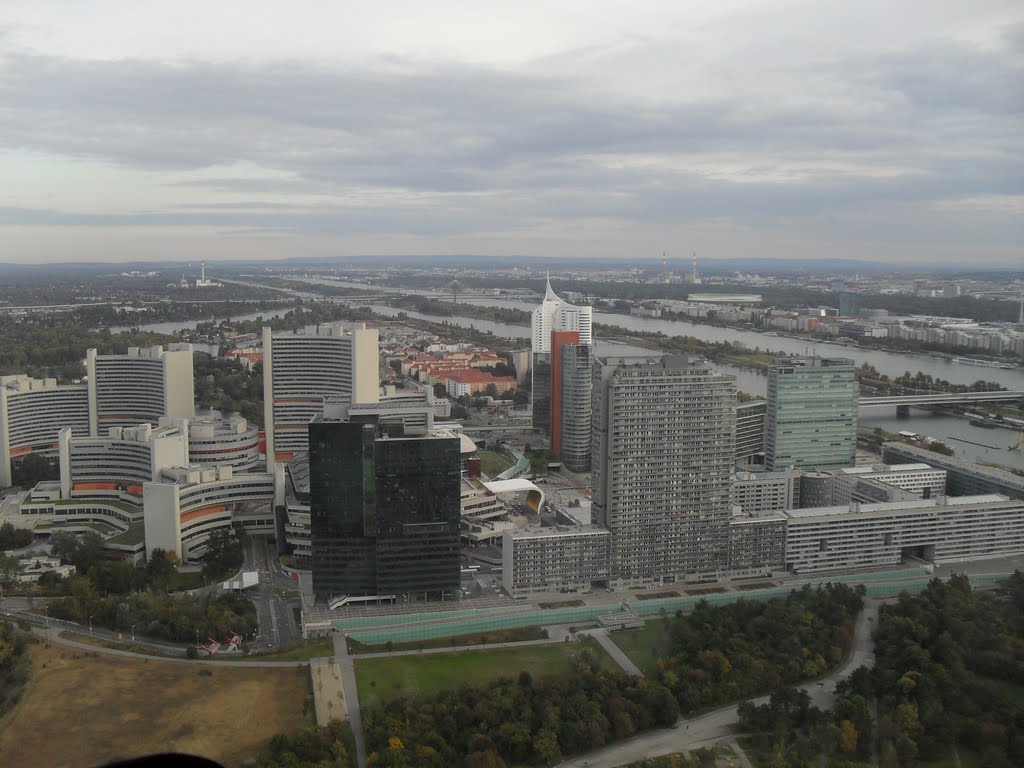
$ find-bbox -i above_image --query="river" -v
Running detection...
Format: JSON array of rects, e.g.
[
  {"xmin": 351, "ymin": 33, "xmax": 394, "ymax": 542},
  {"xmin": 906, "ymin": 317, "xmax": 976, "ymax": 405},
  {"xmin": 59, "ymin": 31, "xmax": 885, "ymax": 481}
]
[
  {"xmin": 297, "ymin": 277, "xmax": 1024, "ymax": 390},
  {"xmin": 360, "ymin": 302, "xmax": 1024, "ymax": 470},
  {"xmin": 113, "ymin": 281, "xmax": 1024, "ymax": 471}
]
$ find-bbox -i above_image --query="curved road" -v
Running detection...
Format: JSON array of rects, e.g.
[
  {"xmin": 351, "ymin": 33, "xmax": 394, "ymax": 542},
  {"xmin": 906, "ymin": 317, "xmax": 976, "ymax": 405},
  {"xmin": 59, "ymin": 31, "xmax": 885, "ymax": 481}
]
[{"xmin": 557, "ymin": 600, "xmax": 879, "ymax": 768}]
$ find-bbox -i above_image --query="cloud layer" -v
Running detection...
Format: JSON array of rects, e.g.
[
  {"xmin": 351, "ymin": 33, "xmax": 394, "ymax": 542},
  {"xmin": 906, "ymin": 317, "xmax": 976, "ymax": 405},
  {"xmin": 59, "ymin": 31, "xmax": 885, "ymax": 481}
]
[{"xmin": 0, "ymin": 2, "xmax": 1021, "ymax": 264}]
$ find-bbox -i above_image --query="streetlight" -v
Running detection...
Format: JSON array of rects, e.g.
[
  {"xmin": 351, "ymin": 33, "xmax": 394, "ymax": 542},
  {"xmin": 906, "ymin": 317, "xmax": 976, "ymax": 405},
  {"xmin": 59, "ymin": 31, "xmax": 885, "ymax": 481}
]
[
  {"xmin": 88, "ymin": 614, "xmax": 92, "ymax": 637},
  {"xmin": 194, "ymin": 628, "xmax": 200, "ymax": 646},
  {"xmin": 131, "ymin": 624, "xmax": 135, "ymax": 642}
]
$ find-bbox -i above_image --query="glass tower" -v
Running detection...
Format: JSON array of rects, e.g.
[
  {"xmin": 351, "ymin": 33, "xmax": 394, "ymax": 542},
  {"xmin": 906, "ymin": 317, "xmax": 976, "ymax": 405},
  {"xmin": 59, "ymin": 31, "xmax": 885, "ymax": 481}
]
[{"xmin": 764, "ymin": 357, "xmax": 857, "ymax": 471}]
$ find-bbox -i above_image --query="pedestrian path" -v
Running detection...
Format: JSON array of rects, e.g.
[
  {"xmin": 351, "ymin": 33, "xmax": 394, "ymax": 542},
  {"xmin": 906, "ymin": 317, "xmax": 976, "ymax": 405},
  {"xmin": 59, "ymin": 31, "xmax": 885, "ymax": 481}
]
[{"xmin": 333, "ymin": 633, "xmax": 367, "ymax": 768}]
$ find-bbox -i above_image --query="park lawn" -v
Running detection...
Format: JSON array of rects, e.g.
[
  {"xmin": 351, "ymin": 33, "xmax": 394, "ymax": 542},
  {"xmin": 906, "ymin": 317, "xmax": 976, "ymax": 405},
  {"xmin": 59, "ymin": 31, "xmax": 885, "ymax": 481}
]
[
  {"xmin": 356, "ymin": 637, "xmax": 612, "ymax": 707},
  {"xmin": 478, "ymin": 449, "xmax": 513, "ymax": 477},
  {"xmin": 611, "ymin": 617, "xmax": 673, "ymax": 676},
  {"xmin": 0, "ymin": 643, "xmax": 313, "ymax": 768}
]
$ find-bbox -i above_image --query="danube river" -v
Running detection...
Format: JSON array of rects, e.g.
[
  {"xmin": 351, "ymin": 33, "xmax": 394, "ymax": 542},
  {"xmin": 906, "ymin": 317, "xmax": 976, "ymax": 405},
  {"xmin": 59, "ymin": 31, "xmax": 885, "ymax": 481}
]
[
  {"xmin": 111, "ymin": 279, "xmax": 1024, "ymax": 471},
  {"xmin": 360, "ymin": 302, "xmax": 1024, "ymax": 471}
]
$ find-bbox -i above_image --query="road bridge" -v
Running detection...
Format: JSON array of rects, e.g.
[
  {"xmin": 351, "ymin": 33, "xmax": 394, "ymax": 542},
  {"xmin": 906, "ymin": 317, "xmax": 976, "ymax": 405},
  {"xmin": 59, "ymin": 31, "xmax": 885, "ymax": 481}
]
[{"xmin": 860, "ymin": 390, "xmax": 1024, "ymax": 415}]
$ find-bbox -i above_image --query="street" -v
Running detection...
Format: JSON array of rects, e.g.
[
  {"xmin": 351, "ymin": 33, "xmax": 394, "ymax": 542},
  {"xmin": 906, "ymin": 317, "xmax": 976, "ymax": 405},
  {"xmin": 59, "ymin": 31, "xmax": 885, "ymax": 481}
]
[{"xmin": 241, "ymin": 534, "xmax": 303, "ymax": 650}]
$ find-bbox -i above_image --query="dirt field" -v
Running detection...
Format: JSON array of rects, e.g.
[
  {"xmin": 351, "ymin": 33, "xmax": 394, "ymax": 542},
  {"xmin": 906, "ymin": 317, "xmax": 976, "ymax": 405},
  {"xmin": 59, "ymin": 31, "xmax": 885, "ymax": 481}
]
[{"xmin": 0, "ymin": 644, "xmax": 313, "ymax": 768}]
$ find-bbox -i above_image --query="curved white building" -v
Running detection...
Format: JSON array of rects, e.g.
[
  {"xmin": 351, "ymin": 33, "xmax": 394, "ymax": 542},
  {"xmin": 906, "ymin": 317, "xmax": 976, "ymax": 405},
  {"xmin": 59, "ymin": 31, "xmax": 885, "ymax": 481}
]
[
  {"xmin": 0, "ymin": 375, "xmax": 90, "ymax": 487},
  {"xmin": 86, "ymin": 344, "xmax": 195, "ymax": 435},
  {"xmin": 263, "ymin": 323, "xmax": 379, "ymax": 468},
  {"xmin": 145, "ymin": 465, "xmax": 276, "ymax": 561},
  {"xmin": 186, "ymin": 412, "xmax": 260, "ymax": 472},
  {"xmin": 59, "ymin": 424, "xmax": 188, "ymax": 495},
  {"xmin": 530, "ymin": 277, "xmax": 592, "ymax": 352}
]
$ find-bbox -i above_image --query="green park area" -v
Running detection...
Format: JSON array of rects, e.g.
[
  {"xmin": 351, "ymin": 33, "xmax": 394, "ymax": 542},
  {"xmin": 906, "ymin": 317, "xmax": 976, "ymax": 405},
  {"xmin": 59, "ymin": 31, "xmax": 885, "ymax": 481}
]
[
  {"xmin": 477, "ymin": 449, "xmax": 512, "ymax": 477},
  {"xmin": 355, "ymin": 638, "xmax": 612, "ymax": 707},
  {"xmin": 611, "ymin": 618, "xmax": 672, "ymax": 675}
]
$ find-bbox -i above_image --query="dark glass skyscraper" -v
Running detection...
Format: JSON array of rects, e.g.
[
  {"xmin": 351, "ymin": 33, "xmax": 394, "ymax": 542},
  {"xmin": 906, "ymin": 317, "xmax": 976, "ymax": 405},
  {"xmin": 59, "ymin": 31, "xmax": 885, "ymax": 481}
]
[{"xmin": 309, "ymin": 418, "xmax": 462, "ymax": 603}]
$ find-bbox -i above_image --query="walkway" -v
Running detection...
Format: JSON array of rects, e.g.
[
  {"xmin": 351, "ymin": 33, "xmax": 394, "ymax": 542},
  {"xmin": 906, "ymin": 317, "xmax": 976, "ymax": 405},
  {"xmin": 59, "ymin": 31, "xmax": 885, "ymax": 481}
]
[
  {"xmin": 333, "ymin": 633, "xmax": 367, "ymax": 768},
  {"xmin": 556, "ymin": 601, "xmax": 879, "ymax": 767},
  {"xmin": 581, "ymin": 628, "xmax": 644, "ymax": 676}
]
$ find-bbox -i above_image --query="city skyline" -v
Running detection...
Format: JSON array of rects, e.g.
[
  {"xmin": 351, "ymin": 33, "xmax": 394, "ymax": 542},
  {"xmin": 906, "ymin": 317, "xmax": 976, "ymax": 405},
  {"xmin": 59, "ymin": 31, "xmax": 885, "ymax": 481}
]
[{"xmin": 0, "ymin": 2, "xmax": 1021, "ymax": 265}]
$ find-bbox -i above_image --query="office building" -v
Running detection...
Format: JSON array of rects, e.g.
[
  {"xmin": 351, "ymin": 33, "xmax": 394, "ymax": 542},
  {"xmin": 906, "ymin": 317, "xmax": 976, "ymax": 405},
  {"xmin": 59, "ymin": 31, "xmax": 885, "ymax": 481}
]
[
  {"xmin": 0, "ymin": 375, "xmax": 90, "ymax": 487},
  {"xmin": 732, "ymin": 469, "xmax": 799, "ymax": 514},
  {"xmin": 558, "ymin": 342, "xmax": 593, "ymax": 472},
  {"xmin": 185, "ymin": 412, "xmax": 261, "ymax": 472},
  {"xmin": 501, "ymin": 525, "xmax": 611, "ymax": 597},
  {"xmin": 727, "ymin": 510, "xmax": 787, "ymax": 572},
  {"xmin": 59, "ymin": 423, "xmax": 188, "ymax": 494},
  {"xmin": 592, "ymin": 355, "xmax": 736, "ymax": 586},
  {"xmin": 882, "ymin": 442, "xmax": 1024, "ymax": 500},
  {"xmin": 735, "ymin": 400, "xmax": 766, "ymax": 463},
  {"xmin": 531, "ymin": 279, "xmax": 592, "ymax": 432},
  {"xmin": 783, "ymin": 494, "xmax": 1024, "ymax": 574},
  {"xmin": 832, "ymin": 463, "xmax": 946, "ymax": 505},
  {"xmin": 309, "ymin": 416, "xmax": 462, "ymax": 603},
  {"xmin": 86, "ymin": 345, "xmax": 195, "ymax": 436},
  {"xmin": 263, "ymin": 323, "xmax": 379, "ymax": 468},
  {"xmin": 764, "ymin": 357, "xmax": 857, "ymax": 471}
]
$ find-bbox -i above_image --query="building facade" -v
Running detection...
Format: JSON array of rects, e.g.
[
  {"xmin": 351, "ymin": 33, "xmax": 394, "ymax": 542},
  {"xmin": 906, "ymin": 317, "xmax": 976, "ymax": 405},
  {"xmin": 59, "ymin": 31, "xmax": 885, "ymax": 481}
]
[
  {"xmin": 309, "ymin": 417, "xmax": 462, "ymax": 603},
  {"xmin": 882, "ymin": 441, "xmax": 1024, "ymax": 500},
  {"xmin": 263, "ymin": 323, "xmax": 379, "ymax": 468},
  {"xmin": 531, "ymin": 279, "xmax": 592, "ymax": 432},
  {"xmin": 501, "ymin": 525, "xmax": 611, "ymax": 597},
  {"xmin": 592, "ymin": 355, "xmax": 736, "ymax": 586},
  {"xmin": 0, "ymin": 375, "xmax": 90, "ymax": 487},
  {"xmin": 735, "ymin": 400, "xmax": 766, "ymax": 463},
  {"xmin": 559, "ymin": 342, "xmax": 593, "ymax": 472},
  {"xmin": 764, "ymin": 357, "xmax": 857, "ymax": 471},
  {"xmin": 783, "ymin": 494, "xmax": 1024, "ymax": 573},
  {"xmin": 86, "ymin": 345, "xmax": 195, "ymax": 435}
]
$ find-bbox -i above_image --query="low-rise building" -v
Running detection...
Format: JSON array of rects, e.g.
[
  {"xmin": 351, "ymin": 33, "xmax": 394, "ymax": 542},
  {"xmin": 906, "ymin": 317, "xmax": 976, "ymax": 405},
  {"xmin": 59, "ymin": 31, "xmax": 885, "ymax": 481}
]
[
  {"xmin": 501, "ymin": 525, "xmax": 611, "ymax": 597},
  {"xmin": 783, "ymin": 494, "xmax": 1024, "ymax": 573}
]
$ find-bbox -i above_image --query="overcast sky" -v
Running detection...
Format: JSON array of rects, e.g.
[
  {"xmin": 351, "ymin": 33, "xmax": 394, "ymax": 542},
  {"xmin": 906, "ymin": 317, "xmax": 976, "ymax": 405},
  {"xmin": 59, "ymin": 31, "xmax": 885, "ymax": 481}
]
[{"xmin": 1, "ymin": 1, "xmax": 1021, "ymax": 266}]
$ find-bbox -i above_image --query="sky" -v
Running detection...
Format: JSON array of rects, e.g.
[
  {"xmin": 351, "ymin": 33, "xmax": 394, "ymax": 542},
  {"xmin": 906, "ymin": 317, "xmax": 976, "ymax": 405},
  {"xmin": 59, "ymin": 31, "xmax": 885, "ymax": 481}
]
[{"xmin": 0, "ymin": 1, "xmax": 1021, "ymax": 266}]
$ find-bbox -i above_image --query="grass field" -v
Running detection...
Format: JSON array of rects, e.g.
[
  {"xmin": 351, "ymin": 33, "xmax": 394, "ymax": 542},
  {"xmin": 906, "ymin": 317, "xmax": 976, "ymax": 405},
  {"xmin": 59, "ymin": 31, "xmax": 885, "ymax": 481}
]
[
  {"xmin": 0, "ymin": 644, "xmax": 313, "ymax": 768},
  {"xmin": 355, "ymin": 638, "xmax": 612, "ymax": 707},
  {"xmin": 611, "ymin": 618, "xmax": 673, "ymax": 675},
  {"xmin": 478, "ymin": 449, "xmax": 513, "ymax": 477}
]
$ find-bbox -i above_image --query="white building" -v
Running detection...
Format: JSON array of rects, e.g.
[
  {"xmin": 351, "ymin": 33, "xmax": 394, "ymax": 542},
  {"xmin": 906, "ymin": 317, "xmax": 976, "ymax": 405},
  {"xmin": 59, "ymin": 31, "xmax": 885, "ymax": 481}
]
[
  {"xmin": 186, "ymin": 412, "xmax": 260, "ymax": 472},
  {"xmin": 86, "ymin": 345, "xmax": 195, "ymax": 435},
  {"xmin": 501, "ymin": 525, "xmax": 611, "ymax": 597},
  {"xmin": 783, "ymin": 494, "xmax": 1024, "ymax": 573},
  {"xmin": 0, "ymin": 375, "xmax": 90, "ymax": 487},
  {"xmin": 530, "ymin": 277, "xmax": 593, "ymax": 353},
  {"xmin": 262, "ymin": 323, "xmax": 379, "ymax": 469}
]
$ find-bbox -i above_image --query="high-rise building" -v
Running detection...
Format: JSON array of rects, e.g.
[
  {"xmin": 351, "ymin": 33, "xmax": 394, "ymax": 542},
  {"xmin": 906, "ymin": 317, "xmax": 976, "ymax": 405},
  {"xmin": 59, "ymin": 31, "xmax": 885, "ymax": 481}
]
[
  {"xmin": 558, "ymin": 342, "xmax": 593, "ymax": 472},
  {"xmin": 549, "ymin": 330, "xmax": 579, "ymax": 458},
  {"xmin": 764, "ymin": 357, "xmax": 857, "ymax": 471},
  {"xmin": 86, "ymin": 345, "xmax": 195, "ymax": 436},
  {"xmin": 592, "ymin": 355, "xmax": 736, "ymax": 586},
  {"xmin": 0, "ymin": 375, "xmax": 90, "ymax": 487},
  {"xmin": 262, "ymin": 323, "xmax": 379, "ymax": 469},
  {"xmin": 308, "ymin": 416, "xmax": 462, "ymax": 603},
  {"xmin": 531, "ymin": 278, "xmax": 592, "ymax": 432},
  {"xmin": 536, "ymin": 280, "xmax": 593, "ymax": 438}
]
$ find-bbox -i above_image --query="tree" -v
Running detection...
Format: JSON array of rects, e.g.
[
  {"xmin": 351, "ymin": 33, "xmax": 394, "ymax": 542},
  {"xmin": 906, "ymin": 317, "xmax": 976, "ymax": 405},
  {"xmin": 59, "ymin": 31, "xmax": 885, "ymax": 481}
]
[
  {"xmin": 389, "ymin": 360, "xmax": 404, "ymax": 375},
  {"xmin": 838, "ymin": 719, "xmax": 859, "ymax": 754},
  {"xmin": 145, "ymin": 548, "xmax": 177, "ymax": 590}
]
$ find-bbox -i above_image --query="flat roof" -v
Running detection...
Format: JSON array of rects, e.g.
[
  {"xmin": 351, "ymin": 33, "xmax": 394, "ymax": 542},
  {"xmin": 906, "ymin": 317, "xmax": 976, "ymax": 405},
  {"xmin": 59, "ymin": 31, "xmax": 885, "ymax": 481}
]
[{"xmin": 786, "ymin": 493, "xmax": 1013, "ymax": 520}]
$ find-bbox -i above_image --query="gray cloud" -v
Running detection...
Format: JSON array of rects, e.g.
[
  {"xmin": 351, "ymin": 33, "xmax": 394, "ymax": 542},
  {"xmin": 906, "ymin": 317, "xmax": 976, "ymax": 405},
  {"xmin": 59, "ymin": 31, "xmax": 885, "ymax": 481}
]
[{"xmin": 0, "ymin": 30, "xmax": 1021, "ymax": 254}]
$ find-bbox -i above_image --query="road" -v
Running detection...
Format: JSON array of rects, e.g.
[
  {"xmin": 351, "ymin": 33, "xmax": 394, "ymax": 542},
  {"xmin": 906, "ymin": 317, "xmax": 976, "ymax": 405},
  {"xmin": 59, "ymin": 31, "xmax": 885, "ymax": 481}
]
[
  {"xmin": 242, "ymin": 534, "xmax": 303, "ymax": 650},
  {"xmin": 556, "ymin": 601, "xmax": 879, "ymax": 768}
]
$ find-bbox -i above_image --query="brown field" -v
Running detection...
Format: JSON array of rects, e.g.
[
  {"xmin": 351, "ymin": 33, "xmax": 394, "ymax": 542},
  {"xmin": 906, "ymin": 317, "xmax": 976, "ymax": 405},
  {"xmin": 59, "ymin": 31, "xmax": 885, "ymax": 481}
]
[{"xmin": 0, "ymin": 644, "xmax": 313, "ymax": 768}]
